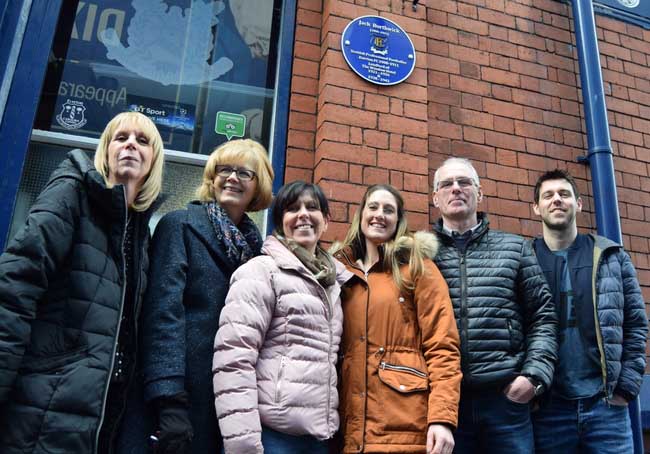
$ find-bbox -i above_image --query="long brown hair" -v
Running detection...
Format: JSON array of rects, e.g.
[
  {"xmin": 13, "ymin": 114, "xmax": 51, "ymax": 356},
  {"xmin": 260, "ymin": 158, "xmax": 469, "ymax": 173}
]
[{"xmin": 331, "ymin": 184, "xmax": 433, "ymax": 294}]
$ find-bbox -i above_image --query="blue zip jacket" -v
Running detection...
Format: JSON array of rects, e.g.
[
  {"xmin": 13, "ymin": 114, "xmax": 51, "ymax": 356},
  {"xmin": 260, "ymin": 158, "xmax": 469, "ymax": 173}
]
[{"xmin": 533, "ymin": 234, "xmax": 648, "ymax": 399}]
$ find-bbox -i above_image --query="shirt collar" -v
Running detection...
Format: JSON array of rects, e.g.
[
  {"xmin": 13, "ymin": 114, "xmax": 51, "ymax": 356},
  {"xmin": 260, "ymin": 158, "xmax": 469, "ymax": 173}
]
[{"xmin": 442, "ymin": 222, "xmax": 481, "ymax": 238}]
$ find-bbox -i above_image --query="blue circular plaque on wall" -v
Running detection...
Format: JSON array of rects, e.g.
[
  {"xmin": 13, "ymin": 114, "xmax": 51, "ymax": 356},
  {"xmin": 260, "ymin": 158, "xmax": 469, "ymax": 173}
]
[{"xmin": 341, "ymin": 15, "xmax": 416, "ymax": 86}]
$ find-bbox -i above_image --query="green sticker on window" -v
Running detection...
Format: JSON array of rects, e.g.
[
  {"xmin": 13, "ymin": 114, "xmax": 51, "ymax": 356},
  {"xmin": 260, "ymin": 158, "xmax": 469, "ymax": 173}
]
[{"xmin": 215, "ymin": 111, "xmax": 246, "ymax": 140}]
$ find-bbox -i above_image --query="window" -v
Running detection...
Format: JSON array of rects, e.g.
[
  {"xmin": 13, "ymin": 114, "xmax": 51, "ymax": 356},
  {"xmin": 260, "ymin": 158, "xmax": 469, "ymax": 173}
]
[{"xmin": 9, "ymin": 0, "xmax": 284, "ymax": 236}]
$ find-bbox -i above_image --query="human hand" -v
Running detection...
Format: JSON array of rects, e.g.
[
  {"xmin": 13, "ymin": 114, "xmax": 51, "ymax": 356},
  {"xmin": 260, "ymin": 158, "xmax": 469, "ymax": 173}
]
[
  {"xmin": 609, "ymin": 394, "xmax": 629, "ymax": 407},
  {"xmin": 154, "ymin": 392, "xmax": 194, "ymax": 454},
  {"xmin": 426, "ymin": 423, "xmax": 454, "ymax": 454},
  {"xmin": 503, "ymin": 376, "xmax": 535, "ymax": 404}
]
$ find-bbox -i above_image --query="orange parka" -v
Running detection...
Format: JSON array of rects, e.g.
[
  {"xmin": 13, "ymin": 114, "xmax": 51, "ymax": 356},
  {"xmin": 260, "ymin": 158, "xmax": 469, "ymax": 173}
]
[{"xmin": 335, "ymin": 234, "xmax": 461, "ymax": 453}]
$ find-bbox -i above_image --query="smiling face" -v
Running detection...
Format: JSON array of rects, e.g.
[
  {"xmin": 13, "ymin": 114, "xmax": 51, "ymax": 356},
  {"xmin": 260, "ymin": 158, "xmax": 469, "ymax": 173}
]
[
  {"xmin": 282, "ymin": 192, "xmax": 329, "ymax": 254},
  {"xmin": 360, "ymin": 189, "xmax": 399, "ymax": 246},
  {"xmin": 212, "ymin": 164, "xmax": 257, "ymax": 217},
  {"xmin": 533, "ymin": 178, "xmax": 582, "ymax": 232},
  {"xmin": 107, "ymin": 120, "xmax": 154, "ymax": 188},
  {"xmin": 433, "ymin": 161, "xmax": 483, "ymax": 226}
]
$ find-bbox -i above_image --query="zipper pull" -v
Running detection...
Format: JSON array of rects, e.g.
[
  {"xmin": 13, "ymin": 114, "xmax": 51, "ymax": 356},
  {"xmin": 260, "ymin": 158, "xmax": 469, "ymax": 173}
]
[{"xmin": 380, "ymin": 361, "xmax": 386, "ymax": 370}]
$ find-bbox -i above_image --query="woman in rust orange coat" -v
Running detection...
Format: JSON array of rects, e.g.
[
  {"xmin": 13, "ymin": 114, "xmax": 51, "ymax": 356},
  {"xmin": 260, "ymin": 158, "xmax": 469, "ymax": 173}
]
[{"xmin": 332, "ymin": 184, "xmax": 461, "ymax": 454}]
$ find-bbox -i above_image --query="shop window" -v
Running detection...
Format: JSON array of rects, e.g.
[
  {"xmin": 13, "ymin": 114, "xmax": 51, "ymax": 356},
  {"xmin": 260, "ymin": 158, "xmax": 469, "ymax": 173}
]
[
  {"xmin": 9, "ymin": 0, "xmax": 284, "ymax": 237},
  {"xmin": 34, "ymin": 0, "xmax": 281, "ymax": 153}
]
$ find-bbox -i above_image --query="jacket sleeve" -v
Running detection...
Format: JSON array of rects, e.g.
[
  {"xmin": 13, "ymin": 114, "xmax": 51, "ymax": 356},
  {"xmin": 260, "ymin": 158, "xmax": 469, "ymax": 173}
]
[
  {"xmin": 213, "ymin": 258, "xmax": 276, "ymax": 454},
  {"xmin": 416, "ymin": 261, "xmax": 462, "ymax": 428},
  {"xmin": 141, "ymin": 211, "xmax": 190, "ymax": 401},
  {"xmin": 614, "ymin": 250, "xmax": 648, "ymax": 399},
  {"xmin": 517, "ymin": 240, "xmax": 559, "ymax": 389},
  {"xmin": 0, "ymin": 178, "xmax": 78, "ymax": 403}
]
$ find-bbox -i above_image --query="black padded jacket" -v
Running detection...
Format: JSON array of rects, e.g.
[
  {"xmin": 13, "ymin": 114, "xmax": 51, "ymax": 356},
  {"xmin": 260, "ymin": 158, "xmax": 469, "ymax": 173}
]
[
  {"xmin": 0, "ymin": 150, "xmax": 157, "ymax": 453},
  {"xmin": 432, "ymin": 214, "xmax": 558, "ymax": 390}
]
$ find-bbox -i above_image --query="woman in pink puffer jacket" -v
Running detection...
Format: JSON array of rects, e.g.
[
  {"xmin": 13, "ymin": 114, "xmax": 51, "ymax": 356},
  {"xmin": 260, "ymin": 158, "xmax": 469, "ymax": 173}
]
[{"xmin": 213, "ymin": 181, "xmax": 352, "ymax": 454}]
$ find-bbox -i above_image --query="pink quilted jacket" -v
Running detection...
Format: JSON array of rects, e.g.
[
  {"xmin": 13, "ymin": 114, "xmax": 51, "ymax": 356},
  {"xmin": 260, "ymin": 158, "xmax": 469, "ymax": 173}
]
[{"xmin": 213, "ymin": 236, "xmax": 352, "ymax": 453}]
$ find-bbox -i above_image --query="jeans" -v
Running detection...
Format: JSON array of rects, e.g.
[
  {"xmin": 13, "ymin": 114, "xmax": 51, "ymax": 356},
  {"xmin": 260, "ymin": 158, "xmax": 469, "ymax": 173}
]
[
  {"xmin": 261, "ymin": 426, "xmax": 329, "ymax": 454},
  {"xmin": 454, "ymin": 388, "xmax": 534, "ymax": 454},
  {"xmin": 532, "ymin": 393, "xmax": 633, "ymax": 454}
]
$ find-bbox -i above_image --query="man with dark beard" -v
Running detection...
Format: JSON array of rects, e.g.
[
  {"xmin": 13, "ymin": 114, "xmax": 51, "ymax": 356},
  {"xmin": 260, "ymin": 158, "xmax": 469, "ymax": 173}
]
[{"xmin": 531, "ymin": 169, "xmax": 647, "ymax": 454}]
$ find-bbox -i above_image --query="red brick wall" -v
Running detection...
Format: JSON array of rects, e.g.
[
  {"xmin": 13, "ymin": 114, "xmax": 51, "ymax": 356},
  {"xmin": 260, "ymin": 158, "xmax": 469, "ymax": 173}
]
[{"xmin": 284, "ymin": 0, "xmax": 649, "ymax": 341}]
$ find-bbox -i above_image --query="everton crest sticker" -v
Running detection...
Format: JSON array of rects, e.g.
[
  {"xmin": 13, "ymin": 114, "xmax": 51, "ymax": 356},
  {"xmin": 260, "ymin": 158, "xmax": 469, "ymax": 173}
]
[{"xmin": 56, "ymin": 100, "xmax": 88, "ymax": 130}]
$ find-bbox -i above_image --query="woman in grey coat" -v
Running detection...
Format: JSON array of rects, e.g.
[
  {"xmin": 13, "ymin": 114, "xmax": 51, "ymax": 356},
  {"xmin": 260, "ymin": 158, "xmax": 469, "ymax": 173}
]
[
  {"xmin": 213, "ymin": 181, "xmax": 352, "ymax": 454},
  {"xmin": 139, "ymin": 139, "xmax": 274, "ymax": 454}
]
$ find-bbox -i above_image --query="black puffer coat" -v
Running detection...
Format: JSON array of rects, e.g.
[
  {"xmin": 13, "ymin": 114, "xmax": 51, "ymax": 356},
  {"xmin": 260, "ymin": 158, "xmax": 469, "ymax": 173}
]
[
  {"xmin": 433, "ymin": 214, "xmax": 558, "ymax": 390},
  {"xmin": 0, "ymin": 150, "xmax": 156, "ymax": 453}
]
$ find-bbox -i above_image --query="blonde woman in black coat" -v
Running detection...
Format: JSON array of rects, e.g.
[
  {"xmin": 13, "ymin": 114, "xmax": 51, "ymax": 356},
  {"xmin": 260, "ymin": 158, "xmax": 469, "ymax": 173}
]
[{"xmin": 0, "ymin": 112, "xmax": 165, "ymax": 454}]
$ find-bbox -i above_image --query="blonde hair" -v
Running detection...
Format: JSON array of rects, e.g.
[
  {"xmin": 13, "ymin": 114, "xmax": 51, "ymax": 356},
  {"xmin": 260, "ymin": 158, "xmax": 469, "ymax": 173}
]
[
  {"xmin": 331, "ymin": 184, "xmax": 432, "ymax": 294},
  {"xmin": 196, "ymin": 139, "xmax": 274, "ymax": 211},
  {"xmin": 94, "ymin": 111, "xmax": 164, "ymax": 211}
]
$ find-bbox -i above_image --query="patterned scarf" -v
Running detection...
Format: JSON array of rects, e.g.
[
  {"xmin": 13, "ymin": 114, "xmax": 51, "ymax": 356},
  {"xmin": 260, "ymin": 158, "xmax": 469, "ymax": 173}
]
[
  {"xmin": 204, "ymin": 201, "xmax": 263, "ymax": 268},
  {"xmin": 274, "ymin": 233, "xmax": 337, "ymax": 287}
]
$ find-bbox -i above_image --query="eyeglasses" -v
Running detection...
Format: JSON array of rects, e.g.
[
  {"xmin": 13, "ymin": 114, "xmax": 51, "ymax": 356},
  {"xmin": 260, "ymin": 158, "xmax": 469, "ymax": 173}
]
[
  {"xmin": 216, "ymin": 165, "xmax": 256, "ymax": 181},
  {"xmin": 437, "ymin": 177, "xmax": 476, "ymax": 190}
]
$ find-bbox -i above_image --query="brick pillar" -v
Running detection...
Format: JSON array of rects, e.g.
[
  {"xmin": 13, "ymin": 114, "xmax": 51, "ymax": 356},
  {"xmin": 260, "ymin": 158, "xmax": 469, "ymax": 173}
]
[{"xmin": 312, "ymin": 0, "xmax": 431, "ymax": 242}]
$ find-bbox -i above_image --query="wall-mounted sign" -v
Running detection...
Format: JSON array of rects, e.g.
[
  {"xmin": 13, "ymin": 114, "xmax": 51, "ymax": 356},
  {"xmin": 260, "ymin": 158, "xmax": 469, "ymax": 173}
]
[
  {"xmin": 340, "ymin": 15, "xmax": 416, "ymax": 86},
  {"xmin": 594, "ymin": 0, "xmax": 650, "ymax": 28}
]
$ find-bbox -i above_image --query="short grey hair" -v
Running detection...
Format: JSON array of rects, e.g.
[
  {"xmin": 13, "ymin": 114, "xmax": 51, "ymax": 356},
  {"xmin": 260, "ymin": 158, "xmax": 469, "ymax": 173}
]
[{"xmin": 433, "ymin": 157, "xmax": 481, "ymax": 191}]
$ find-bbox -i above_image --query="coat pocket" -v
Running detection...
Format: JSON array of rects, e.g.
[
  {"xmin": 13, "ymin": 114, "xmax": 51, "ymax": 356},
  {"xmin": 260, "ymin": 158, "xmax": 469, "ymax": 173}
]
[
  {"xmin": 375, "ymin": 359, "xmax": 429, "ymax": 437},
  {"xmin": 20, "ymin": 347, "xmax": 88, "ymax": 374},
  {"xmin": 378, "ymin": 361, "xmax": 428, "ymax": 393}
]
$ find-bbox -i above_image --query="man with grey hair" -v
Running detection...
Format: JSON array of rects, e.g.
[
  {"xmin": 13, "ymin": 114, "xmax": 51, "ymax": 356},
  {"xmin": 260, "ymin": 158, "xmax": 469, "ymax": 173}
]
[{"xmin": 431, "ymin": 157, "xmax": 558, "ymax": 453}]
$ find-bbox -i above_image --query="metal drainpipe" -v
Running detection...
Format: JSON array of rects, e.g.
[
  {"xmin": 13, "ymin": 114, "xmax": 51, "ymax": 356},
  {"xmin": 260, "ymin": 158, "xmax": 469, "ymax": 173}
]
[{"xmin": 571, "ymin": 0, "xmax": 643, "ymax": 452}]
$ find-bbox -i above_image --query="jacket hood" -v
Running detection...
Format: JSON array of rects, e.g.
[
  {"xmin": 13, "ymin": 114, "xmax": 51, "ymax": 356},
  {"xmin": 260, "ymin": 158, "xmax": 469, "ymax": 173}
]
[
  {"xmin": 48, "ymin": 149, "xmax": 97, "ymax": 183},
  {"xmin": 408, "ymin": 231, "xmax": 439, "ymax": 259},
  {"xmin": 262, "ymin": 236, "xmax": 353, "ymax": 285},
  {"xmin": 591, "ymin": 233, "xmax": 622, "ymax": 252},
  {"xmin": 50, "ymin": 150, "xmax": 164, "ymax": 221}
]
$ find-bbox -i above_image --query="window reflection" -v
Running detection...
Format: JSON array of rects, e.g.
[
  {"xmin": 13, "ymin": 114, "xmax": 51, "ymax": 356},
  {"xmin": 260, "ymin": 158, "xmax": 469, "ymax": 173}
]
[{"xmin": 34, "ymin": 0, "xmax": 281, "ymax": 155}]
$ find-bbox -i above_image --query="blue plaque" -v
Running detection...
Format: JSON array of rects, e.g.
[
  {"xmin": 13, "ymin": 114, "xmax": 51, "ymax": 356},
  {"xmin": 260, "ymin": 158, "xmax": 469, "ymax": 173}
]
[{"xmin": 341, "ymin": 16, "xmax": 416, "ymax": 86}]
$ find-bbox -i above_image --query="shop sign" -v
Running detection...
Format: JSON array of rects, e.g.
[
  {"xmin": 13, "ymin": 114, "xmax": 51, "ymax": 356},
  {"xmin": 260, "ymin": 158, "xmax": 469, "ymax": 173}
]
[
  {"xmin": 594, "ymin": 0, "xmax": 650, "ymax": 28},
  {"xmin": 340, "ymin": 15, "xmax": 416, "ymax": 86},
  {"xmin": 599, "ymin": 0, "xmax": 642, "ymax": 12}
]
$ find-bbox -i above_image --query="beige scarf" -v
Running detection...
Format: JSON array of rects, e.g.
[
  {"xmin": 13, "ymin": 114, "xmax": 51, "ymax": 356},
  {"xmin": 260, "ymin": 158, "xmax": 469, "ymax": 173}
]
[{"xmin": 274, "ymin": 233, "xmax": 337, "ymax": 287}]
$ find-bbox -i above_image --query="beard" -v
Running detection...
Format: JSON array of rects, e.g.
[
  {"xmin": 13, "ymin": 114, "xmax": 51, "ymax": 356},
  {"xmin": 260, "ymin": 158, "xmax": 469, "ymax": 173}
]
[{"xmin": 542, "ymin": 212, "xmax": 575, "ymax": 231}]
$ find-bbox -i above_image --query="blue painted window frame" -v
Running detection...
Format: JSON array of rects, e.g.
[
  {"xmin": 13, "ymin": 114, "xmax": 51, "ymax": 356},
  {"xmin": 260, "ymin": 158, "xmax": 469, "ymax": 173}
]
[{"xmin": 0, "ymin": 0, "xmax": 64, "ymax": 250}]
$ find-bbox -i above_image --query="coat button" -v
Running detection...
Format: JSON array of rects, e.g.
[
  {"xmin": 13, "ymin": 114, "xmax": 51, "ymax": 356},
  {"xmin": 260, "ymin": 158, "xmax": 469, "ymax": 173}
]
[
  {"xmin": 360, "ymin": 335, "xmax": 365, "ymax": 342},
  {"xmin": 399, "ymin": 384, "xmax": 406, "ymax": 391},
  {"xmin": 398, "ymin": 297, "xmax": 405, "ymax": 303},
  {"xmin": 378, "ymin": 347, "xmax": 385, "ymax": 353},
  {"xmin": 360, "ymin": 391, "xmax": 365, "ymax": 397}
]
